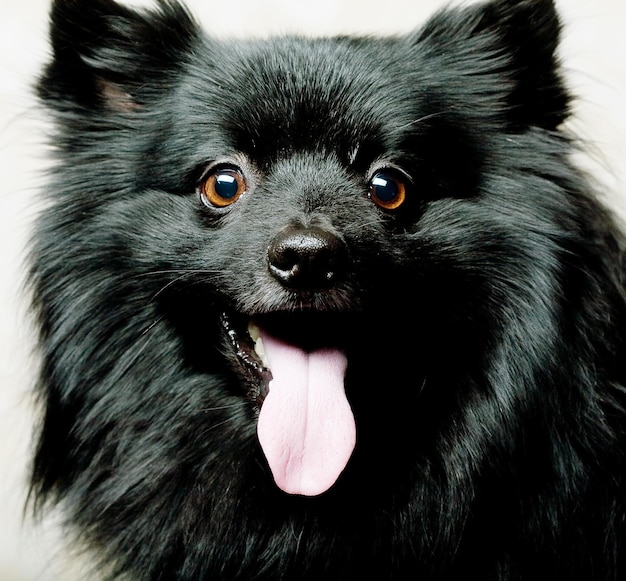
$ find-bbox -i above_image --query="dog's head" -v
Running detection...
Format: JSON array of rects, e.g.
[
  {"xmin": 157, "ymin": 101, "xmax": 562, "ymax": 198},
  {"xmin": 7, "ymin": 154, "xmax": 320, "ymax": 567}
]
[{"xmin": 34, "ymin": 0, "xmax": 569, "ymax": 499}]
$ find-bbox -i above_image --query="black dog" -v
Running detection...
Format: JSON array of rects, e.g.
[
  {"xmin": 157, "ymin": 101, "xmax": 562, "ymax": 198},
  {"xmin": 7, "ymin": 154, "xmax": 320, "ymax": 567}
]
[{"xmin": 30, "ymin": 0, "xmax": 626, "ymax": 578}]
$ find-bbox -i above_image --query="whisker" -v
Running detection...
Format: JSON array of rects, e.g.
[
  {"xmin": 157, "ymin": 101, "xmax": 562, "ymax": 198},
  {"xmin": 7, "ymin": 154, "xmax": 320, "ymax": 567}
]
[
  {"xmin": 150, "ymin": 271, "xmax": 203, "ymax": 302},
  {"xmin": 140, "ymin": 315, "xmax": 165, "ymax": 338},
  {"xmin": 132, "ymin": 268, "xmax": 225, "ymax": 279},
  {"xmin": 97, "ymin": 317, "xmax": 163, "ymax": 393},
  {"xmin": 344, "ymin": 219, "xmax": 384, "ymax": 232},
  {"xmin": 395, "ymin": 110, "xmax": 450, "ymax": 131},
  {"xmin": 199, "ymin": 403, "xmax": 245, "ymax": 413},
  {"xmin": 200, "ymin": 417, "xmax": 239, "ymax": 435}
]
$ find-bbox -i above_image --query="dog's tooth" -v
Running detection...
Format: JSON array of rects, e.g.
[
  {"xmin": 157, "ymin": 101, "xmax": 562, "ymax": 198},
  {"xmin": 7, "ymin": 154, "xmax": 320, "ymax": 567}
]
[
  {"xmin": 248, "ymin": 321, "xmax": 261, "ymax": 342},
  {"xmin": 254, "ymin": 336, "xmax": 270, "ymax": 369},
  {"xmin": 248, "ymin": 321, "xmax": 270, "ymax": 369}
]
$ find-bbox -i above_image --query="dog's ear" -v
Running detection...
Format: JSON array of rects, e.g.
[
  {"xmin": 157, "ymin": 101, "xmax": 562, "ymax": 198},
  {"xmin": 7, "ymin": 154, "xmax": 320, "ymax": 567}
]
[
  {"xmin": 413, "ymin": 0, "xmax": 569, "ymax": 130},
  {"xmin": 38, "ymin": 0, "xmax": 199, "ymax": 112}
]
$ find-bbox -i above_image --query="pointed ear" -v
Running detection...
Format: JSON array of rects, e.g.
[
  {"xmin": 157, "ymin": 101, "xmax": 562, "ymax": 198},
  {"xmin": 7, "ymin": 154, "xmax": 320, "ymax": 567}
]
[
  {"xmin": 38, "ymin": 0, "xmax": 199, "ymax": 112},
  {"xmin": 415, "ymin": 0, "xmax": 569, "ymax": 130}
]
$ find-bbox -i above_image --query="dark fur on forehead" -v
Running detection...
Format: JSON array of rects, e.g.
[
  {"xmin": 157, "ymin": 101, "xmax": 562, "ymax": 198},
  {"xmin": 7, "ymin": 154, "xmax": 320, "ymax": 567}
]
[{"xmin": 38, "ymin": 0, "xmax": 570, "ymax": 199}]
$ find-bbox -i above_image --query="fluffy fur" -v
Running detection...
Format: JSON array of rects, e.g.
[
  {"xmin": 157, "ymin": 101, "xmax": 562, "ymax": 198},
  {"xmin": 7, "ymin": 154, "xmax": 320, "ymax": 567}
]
[{"xmin": 31, "ymin": 0, "xmax": 626, "ymax": 578}]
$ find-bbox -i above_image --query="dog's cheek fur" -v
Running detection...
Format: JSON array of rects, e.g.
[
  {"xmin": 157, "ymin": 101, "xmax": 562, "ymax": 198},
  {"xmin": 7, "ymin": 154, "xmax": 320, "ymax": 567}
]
[{"xmin": 29, "ymin": 0, "xmax": 626, "ymax": 579}]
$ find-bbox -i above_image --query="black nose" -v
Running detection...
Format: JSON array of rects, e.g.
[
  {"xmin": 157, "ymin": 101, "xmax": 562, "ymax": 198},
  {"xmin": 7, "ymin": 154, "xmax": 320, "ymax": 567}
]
[{"xmin": 267, "ymin": 225, "xmax": 348, "ymax": 290}]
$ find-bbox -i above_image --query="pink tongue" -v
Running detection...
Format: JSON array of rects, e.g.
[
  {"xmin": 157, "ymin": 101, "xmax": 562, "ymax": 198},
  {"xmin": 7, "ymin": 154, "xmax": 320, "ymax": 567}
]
[{"xmin": 256, "ymin": 329, "xmax": 356, "ymax": 496}]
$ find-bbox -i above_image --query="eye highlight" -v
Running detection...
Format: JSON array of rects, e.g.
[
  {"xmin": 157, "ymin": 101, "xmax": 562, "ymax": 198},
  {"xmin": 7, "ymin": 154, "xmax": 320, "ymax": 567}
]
[
  {"xmin": 199, "ymin": 166, "xmax": 247, "ymax": 208},
  {"xmin": 368, "ymin": 170, "xmax": 408, "ymax": 210}
]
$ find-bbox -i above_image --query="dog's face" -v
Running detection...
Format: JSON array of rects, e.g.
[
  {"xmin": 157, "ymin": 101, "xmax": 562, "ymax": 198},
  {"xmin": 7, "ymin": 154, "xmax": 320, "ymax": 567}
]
[
  {"xmin": 34, "ymin": 0, "xmax": 570, "ymax": 510},
  {"xmin": 88, "ymin": 36, "xmax": 455, "ymax": 497}
]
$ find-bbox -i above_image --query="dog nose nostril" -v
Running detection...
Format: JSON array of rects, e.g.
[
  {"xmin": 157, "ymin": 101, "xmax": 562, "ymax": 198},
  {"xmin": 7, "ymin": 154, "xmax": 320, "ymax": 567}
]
[{"xmin": 267, "ymin": 226, "xmax": 347, "ymax": 290}]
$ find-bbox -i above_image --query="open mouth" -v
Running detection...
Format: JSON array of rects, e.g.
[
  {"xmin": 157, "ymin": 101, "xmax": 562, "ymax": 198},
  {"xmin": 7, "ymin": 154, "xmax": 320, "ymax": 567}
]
[
  {"xmin": 221, "ymin": 311, "xmax": 352, "ymax": 399},
  {"xmin": 220, "ymin": 310, "xmax": 357, "ymax": 497}
]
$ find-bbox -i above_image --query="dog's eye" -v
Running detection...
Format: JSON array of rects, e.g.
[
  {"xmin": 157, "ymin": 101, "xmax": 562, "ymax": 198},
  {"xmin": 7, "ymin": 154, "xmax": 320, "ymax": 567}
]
[
  {"xmin": 199, "ymin": 167, "xmax": 247, "ymax": 208},
  {"xmin": 368, "ymin": 171, "xmax": 407, "ymax": 210}
]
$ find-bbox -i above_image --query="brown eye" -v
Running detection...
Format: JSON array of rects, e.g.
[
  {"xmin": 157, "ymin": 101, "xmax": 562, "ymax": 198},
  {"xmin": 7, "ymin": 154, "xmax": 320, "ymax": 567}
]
[
  {"xmin": 199, "ymin": 167, "xmax": 247, "ymax": 208},
  {"xmin": 368, "ymin": 171, "xmax": 407, "ymax": 210}
]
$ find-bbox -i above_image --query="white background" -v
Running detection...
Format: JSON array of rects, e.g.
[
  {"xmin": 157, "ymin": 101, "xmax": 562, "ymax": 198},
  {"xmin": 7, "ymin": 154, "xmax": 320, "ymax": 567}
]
[{"xmin": 1, "ymin": 0, "xmax": 625, "ymax": 578}]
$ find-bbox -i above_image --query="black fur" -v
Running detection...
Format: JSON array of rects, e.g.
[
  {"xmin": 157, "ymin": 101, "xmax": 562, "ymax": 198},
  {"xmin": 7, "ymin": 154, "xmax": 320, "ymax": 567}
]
[{"xmin": 30, "ymin": 0, "xmax": 626, "ymax": 578}]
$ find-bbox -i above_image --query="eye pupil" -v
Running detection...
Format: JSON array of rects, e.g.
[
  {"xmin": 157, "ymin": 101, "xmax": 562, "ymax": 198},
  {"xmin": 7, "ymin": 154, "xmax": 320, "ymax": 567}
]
[
  {"xmin": 199, "ymin": 167, "xmax": 247, "ymax": 208},
  {"xmin": 371, "ymin": 175, "xmax": 399, "ymax": 203},
  {"xmin": 214, "ymin": 172, "xmax": 239, "ymax": 200},
  {"xmin": 369, "ymin": 171, "xmax": 407, "ymax": 210}
]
